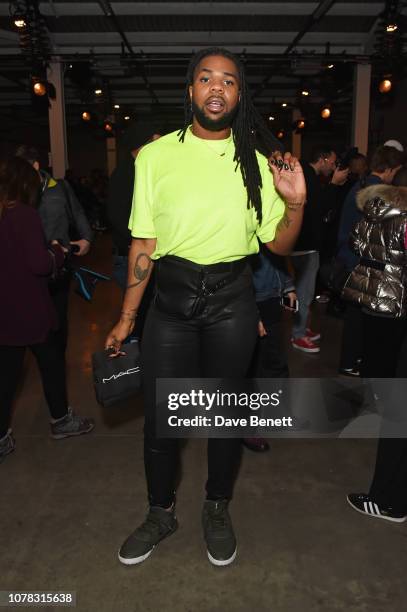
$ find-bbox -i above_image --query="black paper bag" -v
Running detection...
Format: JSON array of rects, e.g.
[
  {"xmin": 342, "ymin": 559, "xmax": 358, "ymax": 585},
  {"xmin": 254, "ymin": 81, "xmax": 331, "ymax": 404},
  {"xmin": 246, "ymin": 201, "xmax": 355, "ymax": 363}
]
[{"xmin": 92, "ymin": 343, "xmax": 141, "ymax": 408}]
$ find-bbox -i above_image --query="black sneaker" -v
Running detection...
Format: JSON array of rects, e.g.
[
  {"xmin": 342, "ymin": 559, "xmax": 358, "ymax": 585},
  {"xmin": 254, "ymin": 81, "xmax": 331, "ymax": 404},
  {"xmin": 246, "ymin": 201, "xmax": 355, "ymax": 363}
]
[
  {"xmin": 118, "ymin": 506, "xmax": 178, "ymax": 565},
  {"xmin": 202, "ymin": 500, "xmax": 237, "ymax": 566},
  {"xmin": 347, "ymin": 493, "xmax": 407, "ymax": 523},
  {"xmin": 50, "ymin": 407, "xmax": 94, "ymax": 440}
]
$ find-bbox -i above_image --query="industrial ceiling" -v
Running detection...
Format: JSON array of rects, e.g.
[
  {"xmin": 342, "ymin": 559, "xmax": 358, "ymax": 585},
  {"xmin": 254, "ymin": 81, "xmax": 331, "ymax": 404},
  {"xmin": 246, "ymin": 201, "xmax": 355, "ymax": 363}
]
[{"xmin": 0, "ymin": 1, "xmax": 406, "ymax": 134}]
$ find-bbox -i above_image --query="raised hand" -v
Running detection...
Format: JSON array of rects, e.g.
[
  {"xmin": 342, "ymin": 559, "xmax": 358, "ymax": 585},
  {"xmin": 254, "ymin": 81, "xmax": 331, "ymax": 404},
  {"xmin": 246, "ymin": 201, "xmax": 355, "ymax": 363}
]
[{"xmin": 268, "ymin": 151, "xmax": 306, "ymax": 207}]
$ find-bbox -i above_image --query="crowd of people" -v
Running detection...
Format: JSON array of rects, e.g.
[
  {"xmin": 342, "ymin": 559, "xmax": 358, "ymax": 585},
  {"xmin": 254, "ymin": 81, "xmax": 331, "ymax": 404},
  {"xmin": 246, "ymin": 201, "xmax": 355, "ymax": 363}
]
[{"xmin": 0, "ymin": 47, "xmax": 406, "ymax": 568}]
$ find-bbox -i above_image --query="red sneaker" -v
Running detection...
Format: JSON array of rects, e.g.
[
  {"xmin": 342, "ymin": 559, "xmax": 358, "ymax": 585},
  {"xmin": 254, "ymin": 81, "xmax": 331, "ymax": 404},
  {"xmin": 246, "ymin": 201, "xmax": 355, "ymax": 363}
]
[
  {"xmin": 242, "ymin": 438, "xmax": 270, "ymax": 452},
  {"xmin": 291, "ymin": 336, "xmax": 320, "ymax": 353},
  {"xmin": 306, "ymin": 328, "xmax": 321, "ymax": 342}
]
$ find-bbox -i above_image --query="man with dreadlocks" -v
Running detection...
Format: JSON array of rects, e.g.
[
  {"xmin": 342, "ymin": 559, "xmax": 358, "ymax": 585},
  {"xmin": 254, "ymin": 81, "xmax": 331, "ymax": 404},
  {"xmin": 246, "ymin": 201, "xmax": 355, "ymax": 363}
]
[{"xmin": 106, "ymin": 48, "xmax": 306, "ymax": 567}]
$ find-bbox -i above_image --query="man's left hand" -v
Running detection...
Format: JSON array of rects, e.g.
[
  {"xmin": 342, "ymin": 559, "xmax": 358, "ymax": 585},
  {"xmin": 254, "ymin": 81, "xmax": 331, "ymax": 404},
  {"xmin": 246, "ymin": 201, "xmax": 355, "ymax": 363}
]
[
  {"xmin": 70, "ymin": 239, "xmax": 91, "ymax": 256},
  {"xmin": 268, "ymin": 151, "xmax": 306, "ymax": 206}
]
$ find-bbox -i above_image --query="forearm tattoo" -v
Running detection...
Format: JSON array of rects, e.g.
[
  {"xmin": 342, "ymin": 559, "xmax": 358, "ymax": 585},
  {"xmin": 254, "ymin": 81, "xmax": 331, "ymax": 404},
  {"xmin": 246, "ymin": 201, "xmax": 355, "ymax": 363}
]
[
  {"xmin": 276, "ymin": 213, "xmax": 293, "ymax": 234},
  {"xmin": 127, "ymin": 252, "xmax": 152, "ymax": 289}
]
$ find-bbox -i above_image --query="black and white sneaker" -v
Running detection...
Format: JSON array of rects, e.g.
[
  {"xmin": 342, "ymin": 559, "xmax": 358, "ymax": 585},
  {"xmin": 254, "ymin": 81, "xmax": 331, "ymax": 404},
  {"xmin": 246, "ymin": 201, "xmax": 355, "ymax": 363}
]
[
  {"xmin": 202, "ymin": 500, "xmax": 237, "ymax": 566},
  {"xmin": 347, "ymin": 493, "xmax": 407, "ymax": 523},
  {"xmin": 118, "ymin": 506, "xmax": 178, "ymax": 565}
]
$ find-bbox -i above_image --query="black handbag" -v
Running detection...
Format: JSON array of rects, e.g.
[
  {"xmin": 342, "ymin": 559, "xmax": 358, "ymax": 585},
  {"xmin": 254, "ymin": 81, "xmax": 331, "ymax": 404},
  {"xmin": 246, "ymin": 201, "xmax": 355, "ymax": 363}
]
[{"xmin": 92, "ymin": 342, "xmax": 141, "ymax": 407}]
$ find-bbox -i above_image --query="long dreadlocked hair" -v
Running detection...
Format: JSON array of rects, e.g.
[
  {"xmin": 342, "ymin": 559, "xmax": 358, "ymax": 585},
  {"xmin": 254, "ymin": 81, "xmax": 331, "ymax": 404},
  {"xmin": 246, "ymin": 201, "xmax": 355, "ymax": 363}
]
[{"xmin": 178, "ymin": 47, "xmax": 282, "ymax": 224}]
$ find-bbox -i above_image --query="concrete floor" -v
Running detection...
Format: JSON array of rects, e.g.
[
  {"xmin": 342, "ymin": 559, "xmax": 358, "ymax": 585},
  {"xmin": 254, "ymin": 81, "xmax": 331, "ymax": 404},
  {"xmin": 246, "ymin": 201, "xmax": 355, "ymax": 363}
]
[{"xmin": 1, "ymin": 234, "xmax": 406, "ymax": 612}]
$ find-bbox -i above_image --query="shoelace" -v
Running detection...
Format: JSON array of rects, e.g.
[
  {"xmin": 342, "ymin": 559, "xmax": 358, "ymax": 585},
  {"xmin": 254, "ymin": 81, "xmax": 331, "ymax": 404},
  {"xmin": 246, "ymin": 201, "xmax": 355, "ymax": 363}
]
[{"xmin": 207, "ymin": 503, "xmax": 228, "ymax": 530}]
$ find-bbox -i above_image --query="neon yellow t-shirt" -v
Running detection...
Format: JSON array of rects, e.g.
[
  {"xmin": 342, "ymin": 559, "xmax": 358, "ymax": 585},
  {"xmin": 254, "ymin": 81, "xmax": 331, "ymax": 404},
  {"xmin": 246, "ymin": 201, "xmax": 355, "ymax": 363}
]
[{"xmin": 128, "ymin": 128, "xmax": 285, "ymax": 264}]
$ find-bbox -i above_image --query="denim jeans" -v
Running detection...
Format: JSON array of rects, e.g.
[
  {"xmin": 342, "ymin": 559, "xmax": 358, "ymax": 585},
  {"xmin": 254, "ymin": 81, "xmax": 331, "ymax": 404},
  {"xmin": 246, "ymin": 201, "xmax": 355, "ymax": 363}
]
[{"xmin": 291, "ymin": 252, "xmax": 320, "ymax": 339}]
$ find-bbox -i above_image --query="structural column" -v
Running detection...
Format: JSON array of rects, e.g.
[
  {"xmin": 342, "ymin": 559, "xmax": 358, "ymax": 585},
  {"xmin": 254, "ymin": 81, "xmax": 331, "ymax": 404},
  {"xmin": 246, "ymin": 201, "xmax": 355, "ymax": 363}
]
[
  {"xmin": 352, "ymin": 63, "xmax": 371, "ymax": 155},
  {"xmin": 106, "ymin": 135, "xmax": 117, "ymax": 176},
  {"xmin": 47, "ymin": 58, "xmax": 68, "ymax": 178},
  {"xmin": 291, "ymin": 108, "xmax": 302, "ymax": 158}
]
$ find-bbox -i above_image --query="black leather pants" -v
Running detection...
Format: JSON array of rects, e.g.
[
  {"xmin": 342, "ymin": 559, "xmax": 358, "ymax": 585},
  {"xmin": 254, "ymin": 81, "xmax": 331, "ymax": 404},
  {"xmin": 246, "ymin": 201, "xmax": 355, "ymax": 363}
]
[{"xmin": 141, "ymin": 259, "xmax": 258, "ymax": 508}]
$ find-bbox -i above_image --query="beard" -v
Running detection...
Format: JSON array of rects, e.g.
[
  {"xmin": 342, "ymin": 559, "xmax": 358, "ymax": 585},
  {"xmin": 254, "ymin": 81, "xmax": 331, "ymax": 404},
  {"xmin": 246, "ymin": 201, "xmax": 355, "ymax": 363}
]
[{"xmin": 191, "ymin": 100, "xmax": 238, "ymax": 132}]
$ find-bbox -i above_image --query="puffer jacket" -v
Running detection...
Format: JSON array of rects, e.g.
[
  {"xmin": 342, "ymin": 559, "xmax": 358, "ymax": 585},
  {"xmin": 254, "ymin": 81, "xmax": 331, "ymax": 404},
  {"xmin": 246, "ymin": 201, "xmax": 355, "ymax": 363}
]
[{"xmin": 342, "ymin": 184, "xmax": 407, "ymax": 317}]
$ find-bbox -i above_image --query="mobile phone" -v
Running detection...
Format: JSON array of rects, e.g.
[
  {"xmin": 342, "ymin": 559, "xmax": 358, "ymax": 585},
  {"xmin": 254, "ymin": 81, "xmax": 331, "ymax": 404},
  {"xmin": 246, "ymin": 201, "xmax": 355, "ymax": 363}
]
[{"xmin": 281, "ymin": 295, "xmax": 299, "ymax": 312}]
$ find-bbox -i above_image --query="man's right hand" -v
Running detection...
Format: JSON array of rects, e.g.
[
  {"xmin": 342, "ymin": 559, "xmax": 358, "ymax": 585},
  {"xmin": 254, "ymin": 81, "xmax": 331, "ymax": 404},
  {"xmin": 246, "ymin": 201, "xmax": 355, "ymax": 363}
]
[
  {"xmin": 105, "ymin": 319, "xmax": 135, "ymax": 355},
  {"xmin": 331, "ymin": 167, "xmax": 349, "ymax": 186}
]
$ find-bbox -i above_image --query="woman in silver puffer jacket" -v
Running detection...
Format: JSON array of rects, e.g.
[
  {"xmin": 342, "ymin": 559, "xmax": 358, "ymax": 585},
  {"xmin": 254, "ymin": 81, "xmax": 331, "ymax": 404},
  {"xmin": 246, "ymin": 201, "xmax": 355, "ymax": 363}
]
[
  {"xmin": 343, "ymin": 183, "xmax": 407, "ymax": 321},
  {"xmin": 344, "ymin": 167, "xmax": 407, "ymax": 522}
]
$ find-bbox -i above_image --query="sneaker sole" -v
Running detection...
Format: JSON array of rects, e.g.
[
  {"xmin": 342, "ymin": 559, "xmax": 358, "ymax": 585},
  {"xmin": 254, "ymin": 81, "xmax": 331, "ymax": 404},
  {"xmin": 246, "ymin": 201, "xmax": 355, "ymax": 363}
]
[
  {"xmin": 207, "ymin": 547, "xmax": 237, "ymax": 567},
  {"xmin": 118, "ymin": 523, "xmax": 178, "ymax": 566},
  {"xmin": 50, "ymin": 423, "xmax": 95, "ymax": 440},
  {"xmin": 118, "ymin": 547, "xmax": 155, "ymax": 566},
  {"xmin": 346, "ymin": 496, "xmax": 407, "ymax": 523},
  {"xmin": 291, "ymin": 343, "xmax": 320, "ymax": 354}
]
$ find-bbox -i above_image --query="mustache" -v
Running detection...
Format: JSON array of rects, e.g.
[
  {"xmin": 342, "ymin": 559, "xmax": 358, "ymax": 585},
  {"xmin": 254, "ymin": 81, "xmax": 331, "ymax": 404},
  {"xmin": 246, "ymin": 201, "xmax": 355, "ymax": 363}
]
[{"xmin": 191, "ymin": 100, "xmax": 238, "ymax": 131}]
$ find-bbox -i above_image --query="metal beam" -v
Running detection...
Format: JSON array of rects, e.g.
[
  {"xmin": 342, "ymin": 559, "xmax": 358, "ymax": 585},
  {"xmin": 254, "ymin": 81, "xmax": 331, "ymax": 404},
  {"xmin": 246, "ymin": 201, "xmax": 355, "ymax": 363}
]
[
  {"xmin": 97, "ymin": 0, "xmax": 159, "ymax": 104},
  {"xmin": 8, "ymin": 3, "xmax": 383, "ymax": 17},
  {"xmin": 253, "ymin": 0, "xmax": 337, "ymax": 98},
  {"xmin": 31, "ymin": 31, "xmax": 368, "ymax": 44},
  {"xmin": 0, "ymin": 44, "xmax": 367, "ymax": 55}
]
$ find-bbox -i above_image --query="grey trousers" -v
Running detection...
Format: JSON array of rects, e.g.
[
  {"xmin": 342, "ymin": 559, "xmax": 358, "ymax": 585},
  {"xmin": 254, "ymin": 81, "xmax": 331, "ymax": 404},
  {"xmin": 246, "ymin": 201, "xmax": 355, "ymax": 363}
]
[{"xmin": 291, "ymin": 251, "xmax": 320, "ymax": 339}]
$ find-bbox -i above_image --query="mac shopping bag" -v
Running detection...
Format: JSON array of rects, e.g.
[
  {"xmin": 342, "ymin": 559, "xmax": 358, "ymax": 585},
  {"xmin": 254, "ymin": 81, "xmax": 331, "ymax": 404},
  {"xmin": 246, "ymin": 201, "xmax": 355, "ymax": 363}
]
[{"xmin": 92, "ymin": 343, "xmax": 141, "ymax": 408}]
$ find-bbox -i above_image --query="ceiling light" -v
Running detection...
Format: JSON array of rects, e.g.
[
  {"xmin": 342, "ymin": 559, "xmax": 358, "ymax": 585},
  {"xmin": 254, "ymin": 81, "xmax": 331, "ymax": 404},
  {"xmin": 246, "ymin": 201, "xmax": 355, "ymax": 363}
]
[
  {"xmin": 103, "ymin": 121, "xmax": 113, "ymax": 132},
  {"xmin": 14, "ymin": 18, "xmax": 26, "ymax": 28},
  {"xmin": 82, "ymin": 111, "xmax": 91, "ymax": 121},
  {"xmin": 32, "ymin": 80, "xmax": 47, "ymax": 97},
  {"xmin": 281, "ymin": 103, "xmax": 287, "ymax": 108},
  {"xmin": 321, "ymin": 106, "xmax": 331, "ymax": 119},
  {"xmin": 268, "ymin": 115, "xmax": 275, "ymax": 121},
  {"xmin": 296, "ymin": 119, "xmax": 306, "ymax": 130},
  {"xmin": 124, "ymin": 116, "xmax": 130, "ymax": 121},
  {"xmin": 379, "ymin": 78, "xmax": 392, "ymax": 93},
  {"xmin": 327, "ymin": 63, "xmax": 334, "ymax": 69},
  {"xmin": 301, "ymin": 90, "xmax": 310, "ymax": 96},
  {"xmin": 95, "ymin": 89, "xmax": 102, "ymax": 95},
  {"xmin": 114, "ymin": 104, "xmax": 120, "ymax": 109},
  {"xmin": 386, "ymin": 23, "xmax": 398, "ymax": 33},
  {"xmin": 277, "ymin": 130, "xmax": 284, "ymax": 139}
]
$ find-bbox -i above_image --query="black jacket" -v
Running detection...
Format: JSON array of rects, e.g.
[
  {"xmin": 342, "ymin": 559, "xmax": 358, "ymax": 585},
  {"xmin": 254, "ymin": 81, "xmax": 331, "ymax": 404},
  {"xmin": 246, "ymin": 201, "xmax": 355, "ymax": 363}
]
[
  {"xmin": 106, "ymin": 157, "xmax": 135, "ymax": 253},
  {"xmin": 294, "ymin": 161, "xmax": 341, "ymax": 252},
  {"xmin": 39, "ymin": 172, "xmax": 93, "ymax": 246}
]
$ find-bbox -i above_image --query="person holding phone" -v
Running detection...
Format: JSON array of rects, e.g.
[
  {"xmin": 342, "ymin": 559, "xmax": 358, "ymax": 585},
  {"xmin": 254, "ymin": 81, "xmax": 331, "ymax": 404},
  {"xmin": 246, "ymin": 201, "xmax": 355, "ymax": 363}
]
[
  {"xmin": 243, "ymin": 249, "xmax": 297, "ymax": 453},
  {"xmin": 0, "ymin": 157, "xmax": 94, "ymax": 463},
  {"xmin": 251, "ymin": 247, "xmax": 297, "ymax": 379}
]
